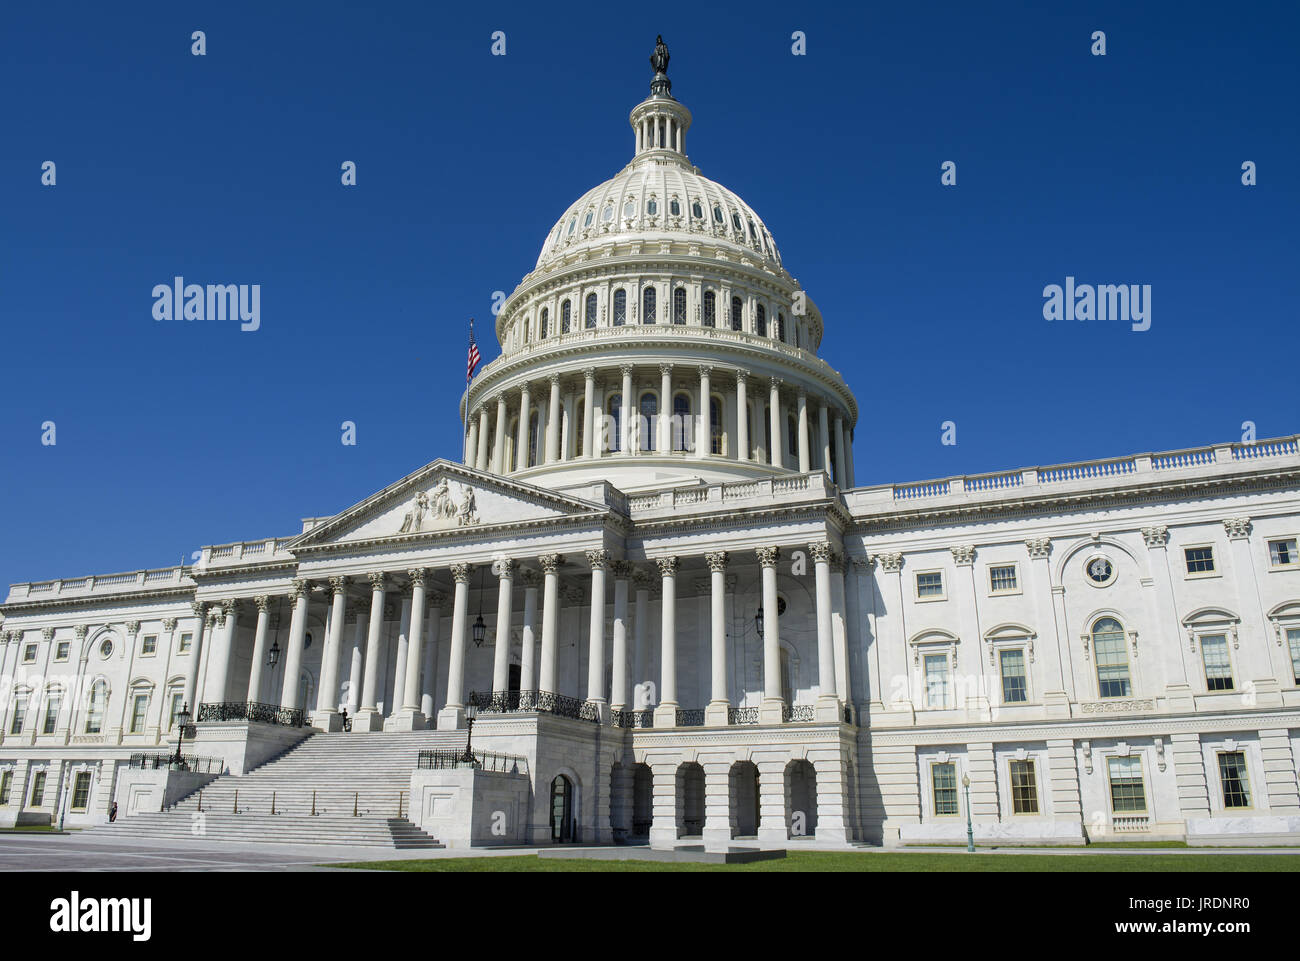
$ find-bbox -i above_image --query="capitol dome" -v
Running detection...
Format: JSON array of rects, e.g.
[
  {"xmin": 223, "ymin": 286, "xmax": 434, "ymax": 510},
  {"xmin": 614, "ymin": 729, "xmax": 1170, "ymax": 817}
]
[{"xmin": 462, "ymin": 38, "xmax": 857, "ymax": 492}]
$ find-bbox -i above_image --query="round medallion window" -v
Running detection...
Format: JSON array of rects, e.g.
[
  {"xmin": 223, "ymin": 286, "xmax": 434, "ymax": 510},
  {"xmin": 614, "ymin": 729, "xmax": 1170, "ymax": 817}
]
[
  {"xmin": 1085, "ymin": 555, "xmax": 1115, "ymax": 587},
  {"xmin": 99, "ymin": 638, "xmax": 113, "ymax": 658}
]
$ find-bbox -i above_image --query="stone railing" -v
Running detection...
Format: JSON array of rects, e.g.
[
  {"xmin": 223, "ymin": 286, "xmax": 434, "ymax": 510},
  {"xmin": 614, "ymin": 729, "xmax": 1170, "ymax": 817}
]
[
  {"xmin": 199, "ymin": 538, "xmax": 295, "ymax": 568},
  {"xmin": 1110, "ymin": 814, "xmax": 1150, "ymax": 833},
  {"xmin": 628, "ymin": 472, "xmax": 833, "ymax": 514},
  {"xmin": 7, "ymin": 566, "xmax": 191, "ymax": 603}
]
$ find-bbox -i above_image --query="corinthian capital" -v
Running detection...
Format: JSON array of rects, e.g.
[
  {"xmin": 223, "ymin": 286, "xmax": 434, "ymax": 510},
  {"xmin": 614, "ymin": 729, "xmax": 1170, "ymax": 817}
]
[
  {"xmin": 705, "ymin": 551, "xmax": 729, "ymax": 573},
  {"xmin": 655, "ymin": 556, "xmax": 679, "ymax": 578},
  {"xmin": 1140, "ymin": 526, "xmax": 1168, "ymax": 548},
  {"xmin": 538, "ymin": 553, "xmax": 564, "ymax": 575},
  {"xmin": 878, "ymin": 552, "xmax": 904, "ymax": 573},
  {"xmin": 586, "ymin": 550, "xmax": 610, "ymax": 571},
  {"xmin": 756, "ymin": 546, "xmax": 781, "ymax": 568}
]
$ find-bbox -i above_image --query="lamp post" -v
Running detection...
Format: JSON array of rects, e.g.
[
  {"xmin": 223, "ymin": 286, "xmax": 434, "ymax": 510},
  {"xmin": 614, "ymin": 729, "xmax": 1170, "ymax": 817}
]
[
  {"xmin": 172, "ymin": 702, "xmax": 191, "ymax": 769},
  {"xmin": 962, "ymin": 773, "xmax": 974, "ymax": 852},
  {"xmin": 754, "ymin": 607, "xmax": 764, "ymax": 639},
  {"xmin": 461, "ymin": 702, "xmax": 479, "ymax": 765}
]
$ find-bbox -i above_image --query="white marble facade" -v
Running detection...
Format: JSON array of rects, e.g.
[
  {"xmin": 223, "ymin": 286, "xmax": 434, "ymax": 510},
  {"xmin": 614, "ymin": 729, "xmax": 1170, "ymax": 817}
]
[{"xmin": 1, "ymin": 43, "xmax": 1298, "ymax": 844}]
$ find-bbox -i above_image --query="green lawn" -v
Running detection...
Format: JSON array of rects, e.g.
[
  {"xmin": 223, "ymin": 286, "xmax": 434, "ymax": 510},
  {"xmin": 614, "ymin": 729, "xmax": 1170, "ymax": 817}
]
[{"xmin": 330, "ymin": 850, "xmax": 1300, "ymax": 872}]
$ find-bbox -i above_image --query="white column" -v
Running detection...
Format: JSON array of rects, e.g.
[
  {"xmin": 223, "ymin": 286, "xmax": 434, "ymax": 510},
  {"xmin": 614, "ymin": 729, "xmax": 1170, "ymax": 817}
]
[
  {"xmin": 465, "ymin": 413, "xmax": 478, "ymax": 466},
  {"xmin": 392, "ymin": 568, "xmax": 428, "ymax": 730},
  {"xmin": 390, "ymin": 596, "xmax": 411, "ymax": 719},
  {"xmin": 844, "ymin": 429, "xmax": 855, "ymax": 487},
  {"xmin": 347, "ymin": 607, "xmax": 366, "ymax": 715},
  {"xmin": 246, "ymin": 596, "xmax": 271, "ymax": 703},
  {"xmin": 516, "ymin": 384, "xmax": 531, "ymax": 469},
  {"xmin": 810, "ymin": 542, "xmax": 840, "ymax": 720},
  {"xmin": 585, "ymin": 551, "xmax": 610, "ymax": 719},
  {"xmin": 797, "ymin": 390, "xmax": 811, "ymax": 472},
  {"xmin": 658, "ymin": 364, "xmax": 672, "ymax": 453},
  {"xmin": 652, "ymin": 556, "xmax": 679, "ymax": 726},
  {"xmin": 697, "ymin": 365, "xmax": 712, "ymax": 455},
  {"xmin": 279, "ymin": 580, "xmax": 311, "ymax": 712},
  {"xmin": 491, "ymin": 558, "xmax": 515, "ymax": 693},
  {"xmin": 768, "ymin": 379, "xmax": 783, "ymax": 468},
  {"xmin": 546, "ymin": 375, "xmax": 561, "ymax": 463},
  {"xmin": 633, "ymin": 571, "xmax": 651, "ymax": 708},
  {"xmin": 621, "ymin": 365, "xmax": 634, "ymax": 455},
  {"xmin": 437, "ymin": 564, "xmax": 473, "ymax": 729},
  {"xmin": 833, "ymin": 414, "xmax": 848, "ymax": 487},
  {"xmin": 492, "ymin": 394, "xmax": 508, "ymax": 473},
  {"xmin": 205, "ymin": 600, "xmax": 238, "ymax": 704},
  {"xmin": 476, "ymin": 406, "xmax": 490, "ymax": 471},
  {"xmin": 818, "ymin": 402, "xmax": 831, "ymax": 473},
  {"xmin": 582, "ymin": 368, "xmax": 596, "ymax": 458},
  {"xmin": 705, "ymin": 552, "xmax": 730, "ymax": 725},
  {"xmin": 354, "ymin": 573, "xmax": 388, "ymax": 731},
  {"xmin": 758, "ymin": 548, "xmax": 784, "ymax": 723},
  {"xmin": 736, "ymin": 370, "xmax": 749, "ymax": 461},
  {"xmin": 420, "ymin": 592, "xmax": 443, "ymax": 717},
  {"xmin": 519, "ymin": 570, "xmax": 540, "ymax": 695},
  {"xmin": 538, "ymin": 553, "xmax": 563, "ymax": 693},
  {"xmin": 315, "ymin": 577, "xmax": 348, "ymax": 729},
  {"xmin": 611, "ymin": 561, "xmax": 631, "ymax": 711}
]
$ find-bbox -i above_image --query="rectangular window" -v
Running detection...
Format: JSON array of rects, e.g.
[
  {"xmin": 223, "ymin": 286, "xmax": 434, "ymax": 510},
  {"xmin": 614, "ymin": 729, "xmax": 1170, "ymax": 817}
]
[
  {"xmin": 0, "ymin": 771, "xmax": 11, "ymax": 805},
  {"xmin": 71, "ymin": 772, "xmax": 92, "ymax": 811},
  {"xmin": 1107, "ymin": 756, "xmax": 1147, "ymax": 813},
  {"xmin": 178, "ymin": 632, "xmax": 193, "ymax": 653},
  {"xmin": 55, "ymin": 642, "xmax": 70, "ymax": 661},
  {"xmin": 999, "ymin": 649, "xmax": 1028, "ymax": 703},
  {"xmin": 22, "ymin": 644, "xmax": 36, "ymax": 663},
  {"xmin": 1200, "ymin": 634, "xmax": 1234, "ymax": 691},
  {"xmin": 1184, "ymin": 546, "xmax": 1216, "ymax": 574},
  {"xmin": 1269, "ymin": 538, "xmax": 1297, "ymax": 567},
  {"xmin": 10, "ymin": 697, "xmax": 27, "ymax": 735},
  {"xmin": 1289, "ymin": 628, "xmax": 1300, "ymax": 685},
  {"xmin": 932, "ymin": 762, "xmax": 959, "ymax": 815},
  {"xmin": 168, "ymin": 693, "xmax": 185, "ymax": 731},
  {"xmin": 141, "ymin": 634, "xmax": 157, "ymax": 655},
  {"xmin": 1094, "ymin": 630, "xmax": 1132, "ymax": 698},
  {"xmin": 916, "ymin": 572, "xmax": 944, "ymax": 599},
  {"xmin": 924, "ymin": 653, "xmax": 951, "ymax": 709},
  {"xmin": 1009, "ymin": 759, "xmax": 1039, "ymax": 814},
  {"xmin": 130, "ymin": 694, "xmax": 149, "ymax": 734},
  {"xmin": 1218, "ymin": 752, "xmax": 1252, "ymax": 808},
  {"xmin": 989, "ymin": 564, "xmax": 1018, "ymax": 593},
  {"xmin": 30, "ymin": 771, "xmax": 46, "ymax": 807},
  {"xmin": 42, "ymin": 696, "xmax": 61, "ymax": 735}
]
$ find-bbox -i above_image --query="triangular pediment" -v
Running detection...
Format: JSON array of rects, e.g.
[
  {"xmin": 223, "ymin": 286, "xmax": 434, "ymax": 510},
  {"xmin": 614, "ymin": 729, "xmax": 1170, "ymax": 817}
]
[{"xmin": 287, "ymin": 460, "xmax": 611, "ymax": 550}]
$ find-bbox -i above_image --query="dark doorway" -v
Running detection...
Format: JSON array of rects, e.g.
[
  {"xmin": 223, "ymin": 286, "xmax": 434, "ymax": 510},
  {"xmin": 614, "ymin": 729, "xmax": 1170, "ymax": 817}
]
[{"xmin": 550, "ymin": 774, "xmax": 575, "ymax": 842}]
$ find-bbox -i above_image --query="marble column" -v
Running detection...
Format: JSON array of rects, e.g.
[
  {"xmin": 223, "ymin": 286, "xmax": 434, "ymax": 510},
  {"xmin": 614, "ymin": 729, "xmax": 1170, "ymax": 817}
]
[
  {"xmin": 633, "ymin": 570, "xmax": 651, "ymax": 708},
  {"xmin": 586, "ymin": 550, "xmax": 610, "ymax": 721},
  {"xmin": 834, "ymin": 414, "xmax": 847, "ymax": 487},
  {"xmin": 205, "ymin": 601, "xmax": 237, "ymax": 705},
  {"xmin": 705, "ymin": 552, "xmax": 730, "ymax": 725},
  {"xmin": 546, "ymin": 375, "xmax": 561, "ymax": 463},
  {"xmin": 246, "ymin": 595, "xmax": 272, "ymax": 703},
  {"xmin": 768, "ymin": 379, "xmax": 783, "ymax": 468},
  {"xmin": 621, "ymin": 365, "xmax": 634, "ymax": 455},
  {"xmin": 315, "ymin": 577, "xmax": 348, "ymax": 730},
  {"xmin": 491, "ymin": 558, "xmax": 515, "ymax": 694},
  {"xmin": 390, "ymin": 596, "xmax": 412, "ymax": 719},
  {"xmin": 758, "ymin": 548, "xmax": 785, "ymax": 723},
  {"xmin": 354, "ymin": 573, "xmax": 388, "ymax": 731},
  {"xmin": 393, "ymin": 568, "xmax": 428, "ymax": 730},
  {"xmin": 610, "ymin": 561, "xmax": 632, "ymax": 712},
  {"xmin": 736, "ymin": 370, "xmax": 749, "ymax": 461},
  {"xmin": 476, "ymin": 405, "xmax": 490, "ymax": 471},
  {"xmin": 818, "ymin": 403, "xmax": 831, "ymax": 473},
  {"xmin": 465, "ymin": 413, "xmax": 478, "ymax": 466},
  {"xmin": 697, "ymin": 365, "xmax": 712, "ymax": 455},
  {"xmin": 181, "ymin": 602, "xmax": 207, "ymax": 715},
  {"xmin": 810, "ymin": 542, "xmax": 840, "ymax": 720},
  {"xmin": 657, "ymin": 364, "xmax": 672, "ymax": 453},
  {"xmin": 438, "ymin": 564, "xmax": 473, "ymax": 730},
  {"xmin": 492, "ymin": 394, "xmax": 508, "ymax": 473},
  {"xmin": 844, "ymin": 430, "xmax": 855, "ymax": 487},
  {"xmin": 538, "ymin": 554, "xmax": 563, "ymax": 694},
  {"xmin": 797, "ymin": 390, "xmax": 811, "ymax": 472},
  {"xmin": 517, "ymin": 384, "xmax": 532, "ymax": 469},
  {"xmin": 652, "ymin": 556, "xmax": 679, "ymax": 726},
  {"xmin": 519, "ymin": 569, "xmax": 540, "ymax": 696},
  {"xmin": 279, "ymin": 580, "xmax": 311, "ymax": 712},
  {"xmin": 421, "ymin": 592, "xmax": 444, "ymax": 717},
  {"xmin": 347, "ymin": 604, "xmax": 367, "ymax": 715},
  {"xmin": 582, "ymin": 368, "xmax": 596, "ymax": 458}
]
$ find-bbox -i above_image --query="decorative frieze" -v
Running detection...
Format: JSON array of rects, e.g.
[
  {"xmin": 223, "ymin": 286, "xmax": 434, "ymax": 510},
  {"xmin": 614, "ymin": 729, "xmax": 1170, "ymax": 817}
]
[{"xmin": 1078, "ymin": 699, "xmax": 1156, "ymax": 715}]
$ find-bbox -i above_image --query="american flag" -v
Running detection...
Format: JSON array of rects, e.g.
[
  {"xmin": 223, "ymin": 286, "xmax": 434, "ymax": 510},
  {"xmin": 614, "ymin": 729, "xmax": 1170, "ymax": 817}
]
[{"xmin": 466, "ymin": 318, "xmax": 481, "ymax": 385}]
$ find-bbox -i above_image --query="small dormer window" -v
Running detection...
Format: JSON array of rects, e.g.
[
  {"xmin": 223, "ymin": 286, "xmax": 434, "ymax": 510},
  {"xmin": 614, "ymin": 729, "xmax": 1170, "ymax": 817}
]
[
  {"xmin": 747, "ymin": 219, "xmax": 757, "ymax": 240},
  {"xmin": 646, "ymin": 198, "xmax": 658, "ymax": 216},
  {"xmin": 567, "ymin": 217, "xmax": 576, "ymax": 236},
  {"xmin": 602, "ymin": 205, "xmax": 613, "ymax": 221},
  {"xmin": 669, "ymin": 198, "xmax": 680, "ymax": 216},
  {"xmin": 624, "ymin": 200, "xmax": 635, "ymax": 218},
  {"xmin": 731, "ymin": 212, "xmax": 743, "ymax": 232},
  {"xmin": 692, "ymin": 200, "xmax": 703, "ymax": 219},
  {"xmin": 583, "ymin": 210, "xmax": 594, "ymax": 227},
  {"xmin": 712, "ymin": 204, "xmax": 724, "ymax": 223}
]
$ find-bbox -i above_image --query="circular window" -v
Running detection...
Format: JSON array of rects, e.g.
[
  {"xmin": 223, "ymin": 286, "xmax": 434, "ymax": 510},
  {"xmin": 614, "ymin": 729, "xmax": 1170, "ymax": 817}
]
[
  {"xmin": 1085, "ymin": 555, "xmax": 1115, "ymax": 587},
  {"xmin": 99, "ymin": 639, "xmax": 113, "ymax": 658}
]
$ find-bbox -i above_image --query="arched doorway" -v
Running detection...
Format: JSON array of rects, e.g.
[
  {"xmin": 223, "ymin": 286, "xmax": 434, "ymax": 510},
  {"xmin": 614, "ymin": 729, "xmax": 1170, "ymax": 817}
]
[
  {"xmin": 677, "ymin": 763, "xmax": 705, "ymax": 837},
  {"xmin": 631, "ymin": 764, "xmax": 653, "ymax": 839},
  {"xmin": 550, "ymin": 775, "xmax": 575, "ymax": 843},
  {"xmin": 786, "ymin": 760, "xmax": 818, "ymax": 839},
  {"xmin": 730, "ymin": 761, "xmax": 760, "ymax": 837}
]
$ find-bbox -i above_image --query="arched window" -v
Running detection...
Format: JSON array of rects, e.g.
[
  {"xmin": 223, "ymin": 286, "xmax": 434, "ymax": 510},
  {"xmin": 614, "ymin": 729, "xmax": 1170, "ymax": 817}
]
[
  {"xmin": 646, "ymin": 197, "xmax": 658, "ymax": 216},
  {"xmin": 585, "ymin": 293, "xmax": 597, "ymax": 329},
  {"xmin": 561, "ymin": 300, "xmax": 571, "ymax": 334},
  {"xmin": 703, "ymin": 291, "xmax": 716, "ymax": 327},
  {"xmin": 730, "ymin": 296, "xmax": 743, "ymax": 331},
  {"xmin": 712, "ymin": 204, "xmax": 724, "ymax": 224},
  {"xmin": 550, "ymin": 774, "xmax": 575, "ymax": 842},
  {"xmin": 607, "ymin": 395, "xmax": 622, "ymax": 452},
  {"xmin": 673, "ymin": 287, "xmax": 687, "ymax": 325},
  {"xmin": 85, "ymin": 681, "xmax": 106, "ymax": 734},
  {"xmin": 776, "ymin": 312, "xmax": 785, "ymax": 342},
  {"xmin": 642, "ymin": 287, "xmax": 656, "ymax": 324},
  {"xmin": 672, "ymin": 394, "xmax": 691, "ymax": 451},
  {"xmin": 710, "ymin": 397, "xmax": 722, "ymax": 454},
  {"xmin": 692, "ymin": 200, "xmax": 703, "ymax": 219},
  {"xmin": 528, "ymin": 411, "xmax": 540, "ymax": 467},
  {"xmin": 1092, "ymin": 617, "xmax": 1132, "ymax": 698},
  {"xmin": 787, "ymin": 413, "xmax": 798, "ymax": 458},
  {"xmin": 756, "ymin": 304, "xmax": 767, "ymax": 336},
  {"xmin": 669, "ymin": 197, "xmax": 681, "ymax": 216},
  {"xmin": 639, "ymin": 393, "xmax": 658, "ymax": 452},
  {"xmin": 613, "ymin": 289, "xmax": 627, "ymax": 326},
  {"xmin": 540, "ymin": 307, "xmax": 549, "ymax": 338}
]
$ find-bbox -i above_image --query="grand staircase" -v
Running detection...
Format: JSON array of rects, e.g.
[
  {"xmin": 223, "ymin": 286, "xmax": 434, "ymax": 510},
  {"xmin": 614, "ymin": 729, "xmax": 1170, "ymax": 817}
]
[{"xmin": 93, "ymin": 730, "xmax": 468, "ymax": 848}]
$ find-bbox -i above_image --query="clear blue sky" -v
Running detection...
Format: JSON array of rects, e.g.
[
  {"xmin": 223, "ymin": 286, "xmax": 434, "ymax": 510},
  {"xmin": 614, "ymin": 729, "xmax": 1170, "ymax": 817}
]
[{"xmin": 1, "ymin": 1, "xmax": 1296, "ymax": 587}]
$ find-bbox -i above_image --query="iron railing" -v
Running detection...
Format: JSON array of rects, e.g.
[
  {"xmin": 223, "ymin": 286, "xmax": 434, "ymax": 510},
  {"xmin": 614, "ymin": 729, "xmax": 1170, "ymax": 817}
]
[
  {"xmin": 611, "ymin": 709, "xmax": 654, "ymax": 729},
  {"xmin": 417, "ymin": 749, "xmax": 529, "ymax": 773},
  {"xmin": 196, "ymin": 701, "xmax": 307, "ymax": 727},
  {"xmin": 466, "ymin": 690, "xmax": 598, "ymax": 723},
  {"xmin": 728, "ymin": 707, "xmax": 760, "ymax": 725},
  {"xmin": 127, "ymin": 753, "xmax": 223, "ymax": 772},
  {"xmin": 783, "ymin": 704, "xmax": 815, "ymax": 722},
  {"xmin": 675, "ymin": 709, "xmax": 705, "ymax": 727}
]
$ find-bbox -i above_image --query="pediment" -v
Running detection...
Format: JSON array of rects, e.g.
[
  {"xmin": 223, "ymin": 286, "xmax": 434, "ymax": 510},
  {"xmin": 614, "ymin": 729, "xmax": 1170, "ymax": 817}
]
[{"xmin": 287, "ymin": 460, "xmax": 609, "ymax": 550}]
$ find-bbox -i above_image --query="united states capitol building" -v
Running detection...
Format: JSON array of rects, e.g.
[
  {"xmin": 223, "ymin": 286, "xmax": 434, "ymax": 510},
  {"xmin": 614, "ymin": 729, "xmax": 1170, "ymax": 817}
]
[{"xmin": 2, "ymin": 40, "xmax": 1298, "ymax": 850}]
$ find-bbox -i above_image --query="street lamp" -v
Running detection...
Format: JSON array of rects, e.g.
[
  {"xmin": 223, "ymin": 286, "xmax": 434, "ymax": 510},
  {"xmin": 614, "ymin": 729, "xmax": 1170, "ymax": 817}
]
[
  {"xmin": 472, "ymin": 613, "xmax": 486, "ymax": 648},
  {"xmin": 267, "ymin": 638, "xmax": 280, "ymax": 668},
  {"xmin": 461, "ymin": 702, "xmax": 479, "ymax": 765},
  {"xmin": 172, "ymin": 702, "xmax": 191, "ymax": 769},
  {"xmin": 754, "ymin": 607, "xmax": 764, "ymax": 639},
  {"xmin": 962, "ymin": 773, "xmax": 974, "ymax": 852}
]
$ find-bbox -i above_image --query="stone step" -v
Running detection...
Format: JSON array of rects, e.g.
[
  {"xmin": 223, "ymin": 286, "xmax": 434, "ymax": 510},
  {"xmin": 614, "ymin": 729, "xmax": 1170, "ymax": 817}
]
[{"xmin": 92, "ymin": 815, "xmax": 442, "ymax": 847}]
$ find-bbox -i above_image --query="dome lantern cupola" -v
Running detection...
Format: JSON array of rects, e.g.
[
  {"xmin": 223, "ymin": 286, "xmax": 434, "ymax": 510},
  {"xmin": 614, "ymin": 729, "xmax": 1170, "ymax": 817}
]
[{"xmin": 630, "ymin": 35, "xmax": 691, "ymax": 165}]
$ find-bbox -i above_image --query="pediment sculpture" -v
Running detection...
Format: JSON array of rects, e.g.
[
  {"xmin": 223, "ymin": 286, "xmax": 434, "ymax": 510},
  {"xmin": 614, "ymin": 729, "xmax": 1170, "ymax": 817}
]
[{"xmin": 398, "ymin": 478, "xmax": 480, "ymax": 533}]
